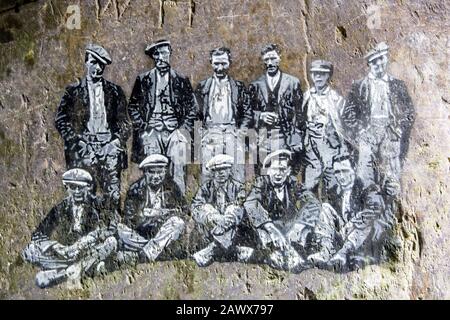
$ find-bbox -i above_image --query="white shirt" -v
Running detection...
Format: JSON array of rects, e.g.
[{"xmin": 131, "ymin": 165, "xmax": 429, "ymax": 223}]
[
  {"xmin": 207, "ymin": 76, "xmax": 233, "ymax": 125},
  {"xmin": 274, "ymin": 185, "xmax": 285, "ymax": 202},
  {"xmin": 368, "ymin": 72, "xmax": 391, "ymax": 123},
  {"xmin": 266, "ymin": 71, "xmax": 281, "ymax": 91},
  {"xmin": 72, "ymin": 204, "xmax": 84, "ymax": 233},
  {"xmin": 87, "ymin": 79, "xmax": 109, "ymax": 135}
]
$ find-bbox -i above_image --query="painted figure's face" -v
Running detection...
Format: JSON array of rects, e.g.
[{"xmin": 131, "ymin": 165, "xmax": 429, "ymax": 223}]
[
  {"xmin": 152, "ymin": 45, "xmax": 171, "ymax": 73},
  {"xmin": 268, "ymin": 159, "xmax": 291, "ymax": 187},
  {"xmin": 311, "ymin": 71, "xmax": 330, "ymax": 91},
  {"xmin": 369, "ymin": 54, "xmax": 388, "ymax": 78},
  {"xmin": 211, "ymin": 53, "xmax": 230, "ymax": 79},
  {"xmin": 213, "ymin": 167, "xmax": 232, "ymax": 185},
  {"xmin": 365, "ymin": 192, "xmax": 385, "ymax": 215},
  {"xmin": 334, "ymin": 160, "xmax": 355, "ymax": 191},
  {"xmin": 85, "ymin": 54, "xmax": 105, "ymax": 81},
  {"xmin": 65, "ymin": 182, "xmax": 91, "ymax": 204},
  {"xmin": 144, "ymin": 167, "xmax": 167, "ymax": 188},
  {"xmin": 263, "ymin": 50, "xmax": 280, "ymax": 76}
]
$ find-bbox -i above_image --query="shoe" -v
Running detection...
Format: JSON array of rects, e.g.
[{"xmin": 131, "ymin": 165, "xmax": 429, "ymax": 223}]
[
  {"xmin": 35, "ymin": 269, "xmax": 67, "ymax": 288},
  {"xmin": 192, "ymin": 243, "xmax": 216, "ymax": 267},
  {"xmin": 236, "ymin": 246, "xmax": 254, "ymax": 263},
  {"xmin": 141, "ymin": 241, "xmax": 161, "ymax": 262}
]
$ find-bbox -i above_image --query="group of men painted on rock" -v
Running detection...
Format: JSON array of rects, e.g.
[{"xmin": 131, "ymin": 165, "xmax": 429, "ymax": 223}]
[{"xmin": 22, "ymin": 40, "xmax": 415, "ymax": 288}]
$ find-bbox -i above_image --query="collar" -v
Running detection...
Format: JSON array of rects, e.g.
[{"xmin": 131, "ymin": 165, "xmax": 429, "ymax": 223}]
[
  {"xmin": 156, "ymin": 69, "xmax": 170, "ymax": 81},
  {"xmin": 213, "ymin": 74, "xmax": 229, "ymax": 84},
  {"xmin": 368, "ymin": 72, "xmax": 389, "ymax": 82},
  {"xmin": 310, "ymin": 85, "xmax": 330, "ymax": 96}
]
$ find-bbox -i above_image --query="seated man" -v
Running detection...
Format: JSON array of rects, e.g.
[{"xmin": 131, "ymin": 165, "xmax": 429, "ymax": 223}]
[
  {"xmin": 327, "ymin": 184, "xmax": 397, "ymax": 271},
  {"xmin": 117, "ymin": 154, "xmax": 187, "ymax": 264},
  {"xmin": 244, "ymin": 150, "xmax": 321, "ymax": 272},
  {"xmin": 22, "ymin": 169, "xmax": 117, "ymax": 288},
  {"xmin": 305, "ymin": 168, "xmax": 398, "ymax": 271},
  {"xmin": 191, "ymin": 154, "xmax": 253, "ymax": 267}
]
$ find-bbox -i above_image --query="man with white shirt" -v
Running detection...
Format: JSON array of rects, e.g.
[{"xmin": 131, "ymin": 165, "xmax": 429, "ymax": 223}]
[
  {"xmin": 22, "ymin": 169, "xmax": 117, "ymax": 288},
  {"xmin": 342, "ymin": 42, "xmax": 415, "ymax": 190},
  {"xmin": 55, "ymin": 44, "xmax": 131, "ymax": 212},
  {"xmin": 128, "ymin": 40, "xmax": 198, "ymax": 194},
  {"xmin": 195, "ymin": 47, "xmax": 253, "ymax": 182},
  {"xmin": 117, "ymin": 154, "xmax": 187, "ymax": 264},
  {"xmin": 302, "ymin": 60, "xmax": 349, "ymax": 193},
  {"xmin": 248, "ymin": 44, "xmax": 304, "ymax": 170}
]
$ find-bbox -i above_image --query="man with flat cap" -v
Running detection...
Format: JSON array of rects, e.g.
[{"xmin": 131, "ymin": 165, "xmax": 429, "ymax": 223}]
[
  {"xmin": 244, "ymin": 150, "xmax": 324, "ymax": 272},
  {"xmin": 128, "ymin": 39, "xmax": 198, "ymax": 193},
  {"xmin": 302, "ymin": 59, "xmax": 350, "ymax": 193},
  {"xmin": 55, "ymin": 44, "xmax": 131, "ymax": 212},
  {"xmin": 195, "ymin": 47, "xmax": 253, "ymax": 183},
  {"xmin": 342, "ymin": 42, "xmax": 415, "ymax": 192},
  {"xmin": 22, "ymin": 169, "xmax": 118, "ymax": 288},
  {"xmin": 191, "ymin": 154, "xmax": 254, "ymax": 266},
  {"xmin": 248, "ymin": 44, "xmax": 304, "ymax": 170},
  {"xmin": 116, "ymin": 154, "xmax": 187, "ymax": 264}
]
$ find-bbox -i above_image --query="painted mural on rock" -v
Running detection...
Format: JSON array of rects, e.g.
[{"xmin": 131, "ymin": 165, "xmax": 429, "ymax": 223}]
[{"xmin": 21, "ymin": 40, "xmax": 415, "ymax": 288}]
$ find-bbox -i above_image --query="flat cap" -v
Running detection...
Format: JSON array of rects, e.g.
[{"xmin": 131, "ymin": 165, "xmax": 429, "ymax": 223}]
[
  {"xmin": 86, "ymin": 44, "xmax": 112, "ymax": 65},
  {"xmin": 145, "ymin": 39, "xmax": 171, "ymax": 56},
  {"xmin": 310, "ymin": 59, "xmax": 333, "ymax": 73},
  {"xmin": 206, "ymin": 154, "xmax": 234, "ymax": 171},
  {"xmin": 62, "ymin": 168, "xmax": 93, "ymax": 185},
  {"xmin": 139, "ymin": 154, "xmax": 169, "ymax": 169},
  {"xmin": 263, "ymin": 149, "xmax": 292, "ymax": 168},
  {"xmin": 364, "ymin": 42, "xmax": 389, "ymax": 62}
]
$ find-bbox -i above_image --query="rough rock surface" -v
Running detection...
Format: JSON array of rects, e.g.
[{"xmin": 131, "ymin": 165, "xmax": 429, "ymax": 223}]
[{"xmin": 0, "ymin": 0, "xmax": 449, "ymax": 299}]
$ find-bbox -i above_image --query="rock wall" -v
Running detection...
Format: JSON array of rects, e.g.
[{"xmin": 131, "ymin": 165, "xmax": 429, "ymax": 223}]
[{"xmin": 0, "ymin": 0, "xmax": 449, "ymax": 299}]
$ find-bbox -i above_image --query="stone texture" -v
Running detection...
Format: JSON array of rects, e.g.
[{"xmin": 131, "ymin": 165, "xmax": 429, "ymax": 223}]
[{"xmin": 0, "ymin": 0, "xmax": 449, "ymax": 299}]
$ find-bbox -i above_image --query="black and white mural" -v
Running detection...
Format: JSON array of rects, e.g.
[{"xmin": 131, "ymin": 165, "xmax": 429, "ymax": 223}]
[{"xmin": 22, "ymin": 40, "xmax": 415, "ymax": 288}]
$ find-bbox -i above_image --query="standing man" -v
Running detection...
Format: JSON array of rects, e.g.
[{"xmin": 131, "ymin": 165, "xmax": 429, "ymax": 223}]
[
  {"xmin": 195, "ymin": 47, "xmax": 253, "ymax": 182},
  {"xmin": 191, "ymin": 154, "xmax": 253, "ymax": 267},
  {"xmin": 302, "ymin": 60, "xmax": 349, "ymax": 193},
  {"xmin": 128, "ymin": 39, "xmax": 198, "ymax": 193},
  {"xmin": 248, "ymin": 44, "xmax": 303, "ymax": 170},
  {"xmin": 342, "ymin": 42, "xmax": 415, "ymax": 190},
  {"xmin": 117, "ymin": 154, "xmax": 187, "ymax": 264},
  {"xmin": 22, "ymin": 169, "xmax": 117, "ymax": 288},
  {"xmin": 55, "ymin": 44, "xmax": 131, "ymax": 212}
]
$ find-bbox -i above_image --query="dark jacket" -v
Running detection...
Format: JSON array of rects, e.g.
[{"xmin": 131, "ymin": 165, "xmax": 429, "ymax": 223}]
[
  {"xmin": 244, "ymin": 175, "xmax": 302, "ymax": 228},
  {"xmin": 342, "ymin": 75, "xmax": 415, "ymax": 163},
  {"xmin": 191, "ymin": 178, "xmax": 246, "ymax": 210},
  {"xmin": 248, "ymin": 72, "xmax": 304, "ymax": 143},
  {"xmin": 128, "ymin": 68, "xmax": 198, "ymax": 163},
  {"xmin": 32, "ymin": 198, "xmax": 107, "ymax": 246},
  {"xmin": 123, "ymin": 176, "xmax": 187, "ymax": 238},
  {"xmin": 55, "ymin": 78, "xmax": 131, "ymax": 169},
  {"xmin": 195, "ymin": 76, "xmax": 253, "ymax": 129}
]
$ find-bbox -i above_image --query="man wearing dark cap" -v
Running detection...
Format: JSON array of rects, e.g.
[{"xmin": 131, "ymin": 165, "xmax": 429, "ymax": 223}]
[
  {"xmin": 302, "ymin": 59, "xmax": 349, "ymax": 193},
  {"xmin": 248, "ymin": 44, "xmax": 304, "ymax": 169},
  {"xmin": 342, "ymin": 42, "xmax": 415, "ymax": 191},
  {"xmin": 55, "ymin": 44, "xmax": 131, "ymax": 212},
  {"xmin": 191, "ymin": 154, "xmax": 254, "ymax": 266},
  {"xmin": 128, "ymin": 39, "xmax": 198, "ymax": 193},
  {"xmin": 195, "ymin": 47, "xmax": 253, "ymax": 183},
  {"xmin": 22, "ymin": 169, "xmax": 118, "ymax": 288},
  {"xmin": 244, "ymin": 150, "xmax": 323, "ymax": 272},
  {"xmin": 116, "ymin": 154, "xmax": 187, "ymax": 264}
]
